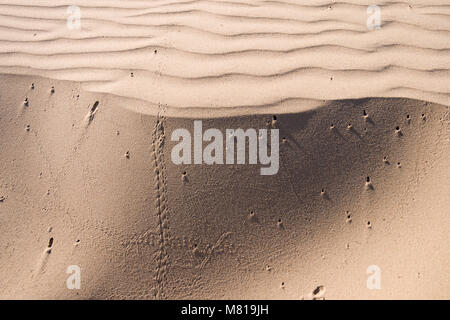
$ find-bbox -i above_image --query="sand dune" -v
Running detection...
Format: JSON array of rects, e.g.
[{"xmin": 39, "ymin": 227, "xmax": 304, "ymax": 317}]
[
  {"xmin": 0, "ymin": 0, "xmax": 448, "ymax": 114},
  {"xmin": 0, "ymin": 0, "xmax": 449, "ymax": 300},
  {"xmin": 0, "ymin": 74, "xmax": 448, "ymax": 299}
]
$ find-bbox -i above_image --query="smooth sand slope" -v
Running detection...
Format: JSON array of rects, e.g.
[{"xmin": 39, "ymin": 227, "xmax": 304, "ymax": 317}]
[
  {"xmin": 0, "ymin": 0, "xmax": 449, "ymax": 300},
  {"xmin": 0, "ymin": 75, "xmax": 448, "ymax": 299}
]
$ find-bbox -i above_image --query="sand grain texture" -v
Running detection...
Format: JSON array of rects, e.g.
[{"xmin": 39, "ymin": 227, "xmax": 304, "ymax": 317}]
[
  {"xmin": 0, "ymin": 0, "xmax": 448, "ymax": 114},
  {"xmin": 0, "ymin": 0, "xmax": 449, "ymax": 300}
]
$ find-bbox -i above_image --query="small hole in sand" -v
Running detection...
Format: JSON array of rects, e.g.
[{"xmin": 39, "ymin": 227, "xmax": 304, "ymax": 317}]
[
  {"xmin": 366, "ymin": 176, "xmax": 370, "ymax": 182},
  {"xmin": 48, "ymin": 237, "xmax": 54, "ymax": 248},
  {"xmin": 277, "ymin": 219, "xmax": 284, "ymax": 229},
  {"xmin": 313, "ymin": 286, "xmax": 325, "ymax": 296}
]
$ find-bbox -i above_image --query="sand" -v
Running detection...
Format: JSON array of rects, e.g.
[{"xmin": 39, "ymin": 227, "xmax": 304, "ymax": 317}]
[{"xmin": 0, "ymin": 0, "xmax": 449, "ymax": 299}]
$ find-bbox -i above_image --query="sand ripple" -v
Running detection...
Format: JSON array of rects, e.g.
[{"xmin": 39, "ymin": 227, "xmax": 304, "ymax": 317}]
[{"xmin": 0, "ymin": 0, "xmax": 449, "ymax": 114}]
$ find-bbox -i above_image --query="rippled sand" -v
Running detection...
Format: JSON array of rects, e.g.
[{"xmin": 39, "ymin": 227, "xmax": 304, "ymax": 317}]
[
  {"xmin": 0, "ymin": 1, "xmax": 449, "ymax": 299},
  {"xmin": 0, "ymin": 0, "xmax": 448, "ymax": 114}
]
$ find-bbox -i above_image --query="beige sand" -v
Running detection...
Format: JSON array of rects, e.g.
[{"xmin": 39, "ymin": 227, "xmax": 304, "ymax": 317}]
[
  {"xmin": 0, "ymin": 0, "xmax": 448, "ymax": 114},
  {"xmin": 0, "ymin": 0, "xmax": 449, "ymax": 299}
]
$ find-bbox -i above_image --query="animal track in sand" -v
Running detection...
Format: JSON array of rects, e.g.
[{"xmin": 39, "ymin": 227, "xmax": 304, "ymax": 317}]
[
  {"xmin": 85, "ymin": 101, "xmax": 100, "ymax": 125},
  {"xmin": 248, "ymin": 210, "xmax": 257, "ymax": 222},
  {"xmin": 47, "ymin": 237, "xmax": 53, "ymax": 248},
  {"xmin": 365, "ymin": 176, "xmax": 373, "ymax": 190},
  {"xmin": 312, "ymin": 285, "xmax": 326, "ymax": 300},
  {"xmin": 346, "ymin": 211, "xmax": 352, "ymax": 224},
  {"xmin": 152, "ymin": 115, "xmax": 170, "ymax": 299},
  {"xmin": 181, "ymin": 171, "xmax": 188, "ymax": 183},
  {"xmin": 33, "ymin": 236, "xmax": 55, "ymax": 277},
  {"xmin": 362, "ymin": 110, "xmax": 369, "ymax": 121},
  {"xmin": 320, "ymin": 188, "xmax": 330, "ymax": 200},
  {"xmin": 271, "ymin": 115, "xmax": 278, "ymax": 128},
  {"xmin": 277, "ymin": 219, "xmax": 284, "ymax": 229}
]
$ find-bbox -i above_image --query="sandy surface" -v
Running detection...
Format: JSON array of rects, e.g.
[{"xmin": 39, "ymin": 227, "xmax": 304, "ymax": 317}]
[
  {"xmin": 0, "ymin": 0, "xmax": 449, "ymax": 114},
  {"xmin": 0, "ymin": 0, "xmax": 449, "ymax": 299}
]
